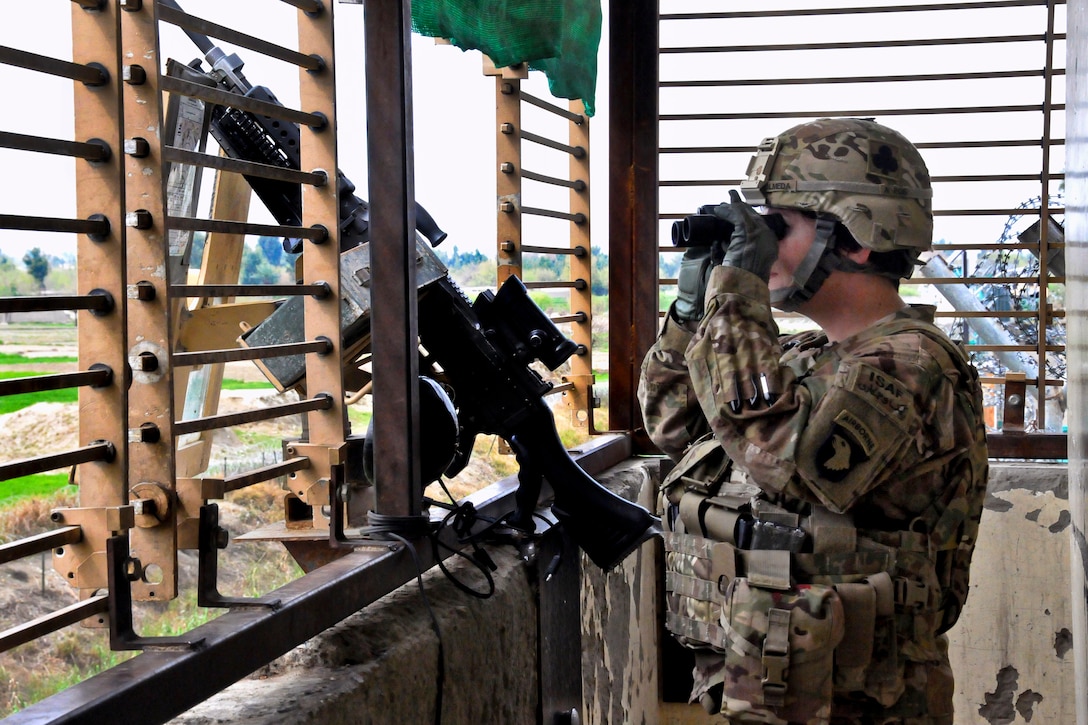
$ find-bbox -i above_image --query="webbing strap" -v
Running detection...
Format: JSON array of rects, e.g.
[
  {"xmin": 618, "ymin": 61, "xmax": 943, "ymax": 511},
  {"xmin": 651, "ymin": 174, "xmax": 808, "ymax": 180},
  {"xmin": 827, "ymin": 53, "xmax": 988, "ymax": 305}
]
[
  {"xmin": 762, "ymin": 608, "xmax": 792, "ymax": 707},
  {"xmin": 666, "ymin": 570, "xmax": 720, "ymax": 603},
  {"xmin": 666, "ymin": 611, "xmax": 726, "ymax": 649},
  {"xmin": 743, "ymin": 549, "xmax": 792, "ymax": 591},
  {"xmin": 663, "ymin": 530, "xmax": 714, "ymax": 558}
]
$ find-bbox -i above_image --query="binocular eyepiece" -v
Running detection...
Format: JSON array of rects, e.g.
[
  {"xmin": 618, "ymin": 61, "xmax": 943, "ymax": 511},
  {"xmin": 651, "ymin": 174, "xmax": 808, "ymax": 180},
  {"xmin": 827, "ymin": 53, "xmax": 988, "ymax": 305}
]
[{"xmin": 671, "ymin": 204, "xmax": 787, "ymax": 247}]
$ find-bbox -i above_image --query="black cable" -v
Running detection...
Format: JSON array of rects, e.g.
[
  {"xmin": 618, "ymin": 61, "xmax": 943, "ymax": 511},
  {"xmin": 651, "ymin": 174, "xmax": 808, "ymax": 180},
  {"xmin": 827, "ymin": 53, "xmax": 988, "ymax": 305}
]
[{"xmin": 360, "ymin": 513, "xmax": 445, "ymax": 725}]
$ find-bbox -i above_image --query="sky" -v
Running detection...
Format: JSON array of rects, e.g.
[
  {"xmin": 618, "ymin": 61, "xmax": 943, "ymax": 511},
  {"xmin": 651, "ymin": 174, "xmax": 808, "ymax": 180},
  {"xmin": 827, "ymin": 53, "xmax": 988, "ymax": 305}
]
[
  {"xmin": 0, "ymin": 2, "xmax": 1066, "ymax": 265},
  {"xmin": 0, "ymin": 1, "xmax": 608, "ymax": 263}
]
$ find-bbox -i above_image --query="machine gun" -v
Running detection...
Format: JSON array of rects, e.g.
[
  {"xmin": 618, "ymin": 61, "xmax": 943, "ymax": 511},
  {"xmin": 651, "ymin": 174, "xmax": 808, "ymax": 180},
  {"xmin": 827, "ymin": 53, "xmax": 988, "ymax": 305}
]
[
  {"xmin": 411, "ymin": 273, "xmax": 662, "ymax": 571},
  {"xmin": 169, "ymin": 8, "xmax": 661, "ymax": 571},
  {"xmin": 161, "ymin": 0, "xmax": 445, "ymax": 253}
]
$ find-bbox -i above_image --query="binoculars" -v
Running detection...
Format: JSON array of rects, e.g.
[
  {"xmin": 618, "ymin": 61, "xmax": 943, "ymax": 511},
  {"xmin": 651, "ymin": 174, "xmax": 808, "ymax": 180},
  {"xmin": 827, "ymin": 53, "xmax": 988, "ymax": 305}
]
[{"xmin": 671, "ymin": 204, "xmax": 787, "ymax": 247}]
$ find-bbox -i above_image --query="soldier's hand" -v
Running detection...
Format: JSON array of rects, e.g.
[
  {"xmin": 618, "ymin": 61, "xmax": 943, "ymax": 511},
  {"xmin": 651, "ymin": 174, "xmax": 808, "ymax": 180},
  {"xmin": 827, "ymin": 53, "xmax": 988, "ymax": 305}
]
[
  {"xmin": 711, "ymin": 190, "xmax": 780, "ymax": 282},
  {"xmin": 674, "ymin": 245, "xmax": 713, "ymax": 322}
]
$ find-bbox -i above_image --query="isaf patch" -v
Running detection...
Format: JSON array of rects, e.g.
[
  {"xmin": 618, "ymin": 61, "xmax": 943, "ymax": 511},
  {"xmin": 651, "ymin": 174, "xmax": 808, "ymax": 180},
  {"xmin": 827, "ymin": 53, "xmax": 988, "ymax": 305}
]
[
  {"xmin": 816, "ymin": 410, "xmax": 876, "ymax": 482},
  {"xmin": 845, "ymin": 363, "xmax": 912, "ymax": 423}
]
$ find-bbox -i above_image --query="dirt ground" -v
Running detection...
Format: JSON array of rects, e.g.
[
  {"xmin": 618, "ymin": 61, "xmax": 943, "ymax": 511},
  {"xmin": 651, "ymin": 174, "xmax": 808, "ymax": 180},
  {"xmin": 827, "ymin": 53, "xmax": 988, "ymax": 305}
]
[
  {"xmin": 0, "ymin": 329, "xmax": 330, "ymax": 712},
  {"xmin": 0, "ymin": 324, "xmax": 511, "ymax": 713}
]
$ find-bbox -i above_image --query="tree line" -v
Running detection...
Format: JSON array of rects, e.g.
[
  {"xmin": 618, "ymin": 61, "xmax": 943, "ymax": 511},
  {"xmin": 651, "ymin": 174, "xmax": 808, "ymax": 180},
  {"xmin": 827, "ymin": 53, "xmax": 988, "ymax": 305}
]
[{"xmin": 0, "ymin": 236, "xmax": 615, "ymax": 296}]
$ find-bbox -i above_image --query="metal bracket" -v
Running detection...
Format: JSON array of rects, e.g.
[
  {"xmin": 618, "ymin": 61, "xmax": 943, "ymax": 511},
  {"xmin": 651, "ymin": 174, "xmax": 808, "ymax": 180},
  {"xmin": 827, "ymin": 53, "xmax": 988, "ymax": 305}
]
[
  {"xmin": 1002, "ymin": 371, "xmax": 1028, "ymax": 434},
  {"xmin": 196, "ymin": 505, "xmax": 281, "ymax": 609},
  {"xmin": 107, "ymin": 534, "xmax": 203, "ymax": 651}
]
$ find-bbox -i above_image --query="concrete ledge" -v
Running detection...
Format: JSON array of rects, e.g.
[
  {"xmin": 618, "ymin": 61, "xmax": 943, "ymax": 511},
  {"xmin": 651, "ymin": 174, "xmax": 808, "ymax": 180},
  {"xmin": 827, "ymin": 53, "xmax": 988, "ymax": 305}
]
[
  {"xmin": 171, "ymin": 459, "xmax": 1077, "ymax": 725},
  {"xmin": 172, "ymin": 546, "xmax": 539, "ymax": 724}
]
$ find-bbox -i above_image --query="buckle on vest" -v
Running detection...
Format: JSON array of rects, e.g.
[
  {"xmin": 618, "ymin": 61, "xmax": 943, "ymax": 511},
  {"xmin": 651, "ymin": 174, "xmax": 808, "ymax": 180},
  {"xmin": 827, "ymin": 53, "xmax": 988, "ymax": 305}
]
[
  {"xmin": 761, "ymin": 608, "xmax": 791, "ymax": 707},
  {"xmin": 894, "ymin": 576, "xmax": 928, "ymax": 610}
]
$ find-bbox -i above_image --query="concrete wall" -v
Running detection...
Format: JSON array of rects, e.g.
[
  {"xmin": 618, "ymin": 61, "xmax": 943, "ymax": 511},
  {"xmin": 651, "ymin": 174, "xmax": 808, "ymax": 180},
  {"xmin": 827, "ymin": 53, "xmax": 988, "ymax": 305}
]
[
  {"xmin": 171, "ymin": 545, "xmax": 540, "ymax": 724},
  {"xmin": 170, "ymin": 459, "xmax": 1076, "ymax": 725},
  {"xmin": 948, "ymin": 463, "xmax": 1076, "ymax": 723}
]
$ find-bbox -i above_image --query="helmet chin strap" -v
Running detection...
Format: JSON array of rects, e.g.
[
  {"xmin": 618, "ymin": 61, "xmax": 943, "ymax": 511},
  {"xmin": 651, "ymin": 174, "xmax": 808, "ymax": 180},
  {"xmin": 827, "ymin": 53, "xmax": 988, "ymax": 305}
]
[{"xmin": 770, "ymin": 217, "xmax": 841, "ymax": 312}]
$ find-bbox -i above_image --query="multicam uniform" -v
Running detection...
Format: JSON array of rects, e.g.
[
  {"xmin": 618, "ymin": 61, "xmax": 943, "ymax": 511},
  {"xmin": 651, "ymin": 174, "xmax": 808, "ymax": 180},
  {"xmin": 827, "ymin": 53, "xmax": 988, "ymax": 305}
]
[{"xmin": 638, "ymin": 265, "xmax": 989, "ymax": 724}]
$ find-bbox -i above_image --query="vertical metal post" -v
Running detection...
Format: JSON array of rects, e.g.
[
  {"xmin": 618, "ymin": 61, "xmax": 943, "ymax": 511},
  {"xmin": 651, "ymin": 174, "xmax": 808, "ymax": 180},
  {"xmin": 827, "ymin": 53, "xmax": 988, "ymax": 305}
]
[
  {"xmin": 120, "ymin": 0, "xmax": 177, "ymax": 601},
  {"xmin": 1065, "ymin": 1, "xmax": 1088, "ymax": 720},
  {"xmin": 298, "ymin": 2, "xmax": 346, "ymax": 454},
  {"xmin": 71, "ymin": 0, "xmax": 127, "ymax": 512},
  {"xmin": 1061, "ymin": 0, "xmax": 1088, "ymax": 714},
  {"xmin": 493, "ymin": 66, "xmax": 524, "ymax": 286},
  {"xmin": 567, "ymin": 103, "xmax": 594, "ymax": 428},
  {"xmin": 607, "ymin": 0, "xmax": 660, "ymax": 446},
  {"xmin": 364, "ymin": 0, "xmax": 422, "ymax": 517}
]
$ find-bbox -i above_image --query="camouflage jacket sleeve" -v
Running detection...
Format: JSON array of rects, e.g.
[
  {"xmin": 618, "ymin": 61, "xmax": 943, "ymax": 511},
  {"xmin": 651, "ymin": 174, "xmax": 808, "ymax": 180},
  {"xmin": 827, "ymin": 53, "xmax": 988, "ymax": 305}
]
[
  {"xmin": 637, "ymin": 303, "xmax": 711, "ymax": 460},
  {"xmin": 685, "ymin": 265, "xmax": 960, "ymax": 514}
]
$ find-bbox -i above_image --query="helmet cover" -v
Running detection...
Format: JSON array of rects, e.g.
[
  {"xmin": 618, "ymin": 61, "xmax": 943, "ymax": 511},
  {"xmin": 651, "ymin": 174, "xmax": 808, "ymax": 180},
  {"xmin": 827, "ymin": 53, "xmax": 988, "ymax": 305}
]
[{"xmin": 741, "ymin": 118, "xmax": 933, "ymax": 256}]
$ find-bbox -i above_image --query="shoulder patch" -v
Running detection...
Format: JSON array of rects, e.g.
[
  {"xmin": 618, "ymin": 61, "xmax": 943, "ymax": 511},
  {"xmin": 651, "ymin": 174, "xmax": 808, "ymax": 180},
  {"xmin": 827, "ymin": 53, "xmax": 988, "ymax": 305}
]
[
  {"xmin": 817, "ymin": 410, "xmax": 875, "ymax": 482},
  {"xmin": 845, "ymin": 362, "xmax": 912, "ymax": 420}
]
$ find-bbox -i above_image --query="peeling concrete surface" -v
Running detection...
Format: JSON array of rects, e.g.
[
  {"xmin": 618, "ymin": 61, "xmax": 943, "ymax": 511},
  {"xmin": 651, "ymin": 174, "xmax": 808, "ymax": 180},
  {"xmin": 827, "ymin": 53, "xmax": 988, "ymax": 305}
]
[
  {"xmin": 165, "ymin": 461, "xmax": 1077, "ymax": 724},
  {"xmin": 948, "ymin": 464, "xmax": 1076, "ymax": 723},
  {"xmin": 170, "ymin": 546, "xmax": 539, "ymax": 724}
]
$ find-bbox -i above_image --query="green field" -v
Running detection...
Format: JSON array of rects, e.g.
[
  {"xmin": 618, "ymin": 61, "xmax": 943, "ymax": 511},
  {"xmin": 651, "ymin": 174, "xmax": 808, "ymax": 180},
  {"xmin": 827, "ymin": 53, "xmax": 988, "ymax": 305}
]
[{"xmin": 0, "ymin": 473, "xmax": 69, "ymax": 506}]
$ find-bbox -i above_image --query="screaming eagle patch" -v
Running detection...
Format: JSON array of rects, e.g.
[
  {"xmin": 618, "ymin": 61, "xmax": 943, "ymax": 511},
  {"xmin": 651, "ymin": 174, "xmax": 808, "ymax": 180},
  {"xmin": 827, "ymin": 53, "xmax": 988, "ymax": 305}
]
[{"xmin": 816, "ymin": 410, "xmax": 877, "ymax": 482}]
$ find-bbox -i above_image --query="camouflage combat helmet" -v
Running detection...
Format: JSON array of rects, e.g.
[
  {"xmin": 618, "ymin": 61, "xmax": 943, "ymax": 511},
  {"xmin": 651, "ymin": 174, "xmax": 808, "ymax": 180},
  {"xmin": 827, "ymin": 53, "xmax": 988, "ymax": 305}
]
[{"xmin": 739, "ymin": 118, "xmax": 934, "ymax": 310}]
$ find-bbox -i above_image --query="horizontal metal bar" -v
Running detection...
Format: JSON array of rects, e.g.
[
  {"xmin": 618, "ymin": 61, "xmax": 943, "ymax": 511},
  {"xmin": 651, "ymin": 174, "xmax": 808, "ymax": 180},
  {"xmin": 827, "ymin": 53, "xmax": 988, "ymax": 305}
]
[
  {"xmin": 223, "ymin": 457, "xmax": 310, "ymax": 494},
  {"xmin": 934, "ymin": 207, "xmax": 1064, "ymax": 216},
  {"xmin": 912, "ymin": 275, "xmax": 1060, "ymax": 285},
  {"xmin": 521, "ymin": 92, "xmax": 584, "ymax": 123},
  {"xmin": 523, "ymin": 279, "xmax": 588, "ymax": 291},
  {"xmin": 0, "ymin": 132, "xmax": 110, "ymax": 161},
  {"xmin": 978, "ymin": 376, "xmax": 1065, "ymax": 387},
  {"xmin": 166, "ymin": 215, "xmax": 328, "ymax": 242},
  {"xmin": 932, "ymin": 242, "xmax": 1064, "ymax": 251},
  {"xmin": 521, "ymin": 207, "xmax": 587, "ymax": 224},
  {"xmin": 0, "ymin": 595, "xmax": 109, "ymax": 655},
  {"xmin": 173, "ymin": 339, "xmax": 332, "ymax": 367},
  {"xmin": 0, "ymin": 526, "xmax": 81, "ymax": 566},
  {"xmin": 661, "ymin": 172, "xmax": 1063, "ymax": 187},
  {"xmin": 661, "ymin": 69, "xmax": 1052, "ymax": 88},
  {"xmin": 163, "ymin": 146, "xmax": 326, "ymax": 187},
  {"xmin": 663, "ymin": 206, "xmax": 1063, "ymax": 223},
  {"xmin": 935, "ymin": 309, "xmax": 1065, "ymax": 319},
  {"xmin": 966, "ymin": 344, "xmax": 1065, "ymax": 353},
  {"xmin": 5, "ymin": 434, "xmax": 632, "ymax": 725},
  {"xmin": 544, "ymin": 382, "xmax": 576, "ymax": 396},
  {"xmin": 550, "ymin": 312, "xmax": 588, "ymax": 324},
  {"xmin": 159, "ymin": 75, "xmax": 325, "ymax": 130},
  {"xmin": 0, "ymin": 442, "xmax": 115, "ymax": 483},
  {"xmin": 662, "ymin": 33, "xmax": 1058, "ymax": 54},
  {"xmin": 173, "ymin": 394, "xmax": 332, "ymax": 437},
  {"xmin": 0, "ymin": 214, "xmax": 111, "ymax": 237},
  {"xmin": 661, "ymin": 139, "xmax": 1062, "ymax": 154},
  {"xmin": 660, "ymin": 103, "xmax": 1064, "ymax": 121},
  {"xmin": 987, "ymin": 432, "xmax": 1067, "ymax": 460},
  {"xmin": 521, "ymin": 130, "xmax": 586, "ymax": 158},
  {"xmin": 170, "ymin": 283, "xmax": 330, "ymax": 299},
  {"xmin": 279, "ymin": 0, "xmax": 325, "ymax": 13},
  {"xmin": 156, "ymin": 3, "xmax": 323, "ymax": 72},
  {"xmin": 660, "ymin": 1, "xmax": 1060, "ymax": 21},
  {"xmin": 522, "ymin": 169, "xmax": 586, "ymax": 190},
  {"xmin": 0, "ymin": 292, "xmax": 113, "ymax": 315},
  {"xmin": 0, "ymin": 45, "xmax": 107, "ymax": 85},
  {"xmin": 932, "ymin": 173, "xmax": 1064, "ymax": 183},
  {"xmin": 521, "ymin": 244, "xmax": 587, "ymax": 257},
  {"xmin": 0, "ymin": 368, "xmax": 112, "ymax": 397}
]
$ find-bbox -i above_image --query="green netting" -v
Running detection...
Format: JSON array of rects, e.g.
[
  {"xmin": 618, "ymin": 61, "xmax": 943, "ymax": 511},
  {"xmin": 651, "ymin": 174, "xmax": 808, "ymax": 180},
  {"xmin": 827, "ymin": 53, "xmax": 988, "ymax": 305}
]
[{"xmin": 411, "ymin": 0, "xmax": 601, "ymax": 116}]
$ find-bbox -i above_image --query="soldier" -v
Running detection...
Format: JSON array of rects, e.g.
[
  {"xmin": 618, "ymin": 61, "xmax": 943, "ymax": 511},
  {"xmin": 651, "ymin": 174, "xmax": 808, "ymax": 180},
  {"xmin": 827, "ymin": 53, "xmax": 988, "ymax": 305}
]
[{"xmin": 638, "ymin": 118, "xmax": 988, "ymax": 724}]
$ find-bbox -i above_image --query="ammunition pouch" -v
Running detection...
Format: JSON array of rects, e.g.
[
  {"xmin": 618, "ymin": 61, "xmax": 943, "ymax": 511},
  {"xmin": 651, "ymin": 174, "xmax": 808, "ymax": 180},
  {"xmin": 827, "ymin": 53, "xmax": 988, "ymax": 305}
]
[
  {"xmin": 659, "ymin": 437, "xmax": 949, "ymax": 718},
  {"xmin": 720, "ymin": 578, "xmax": 844, "ymax": 724}
]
